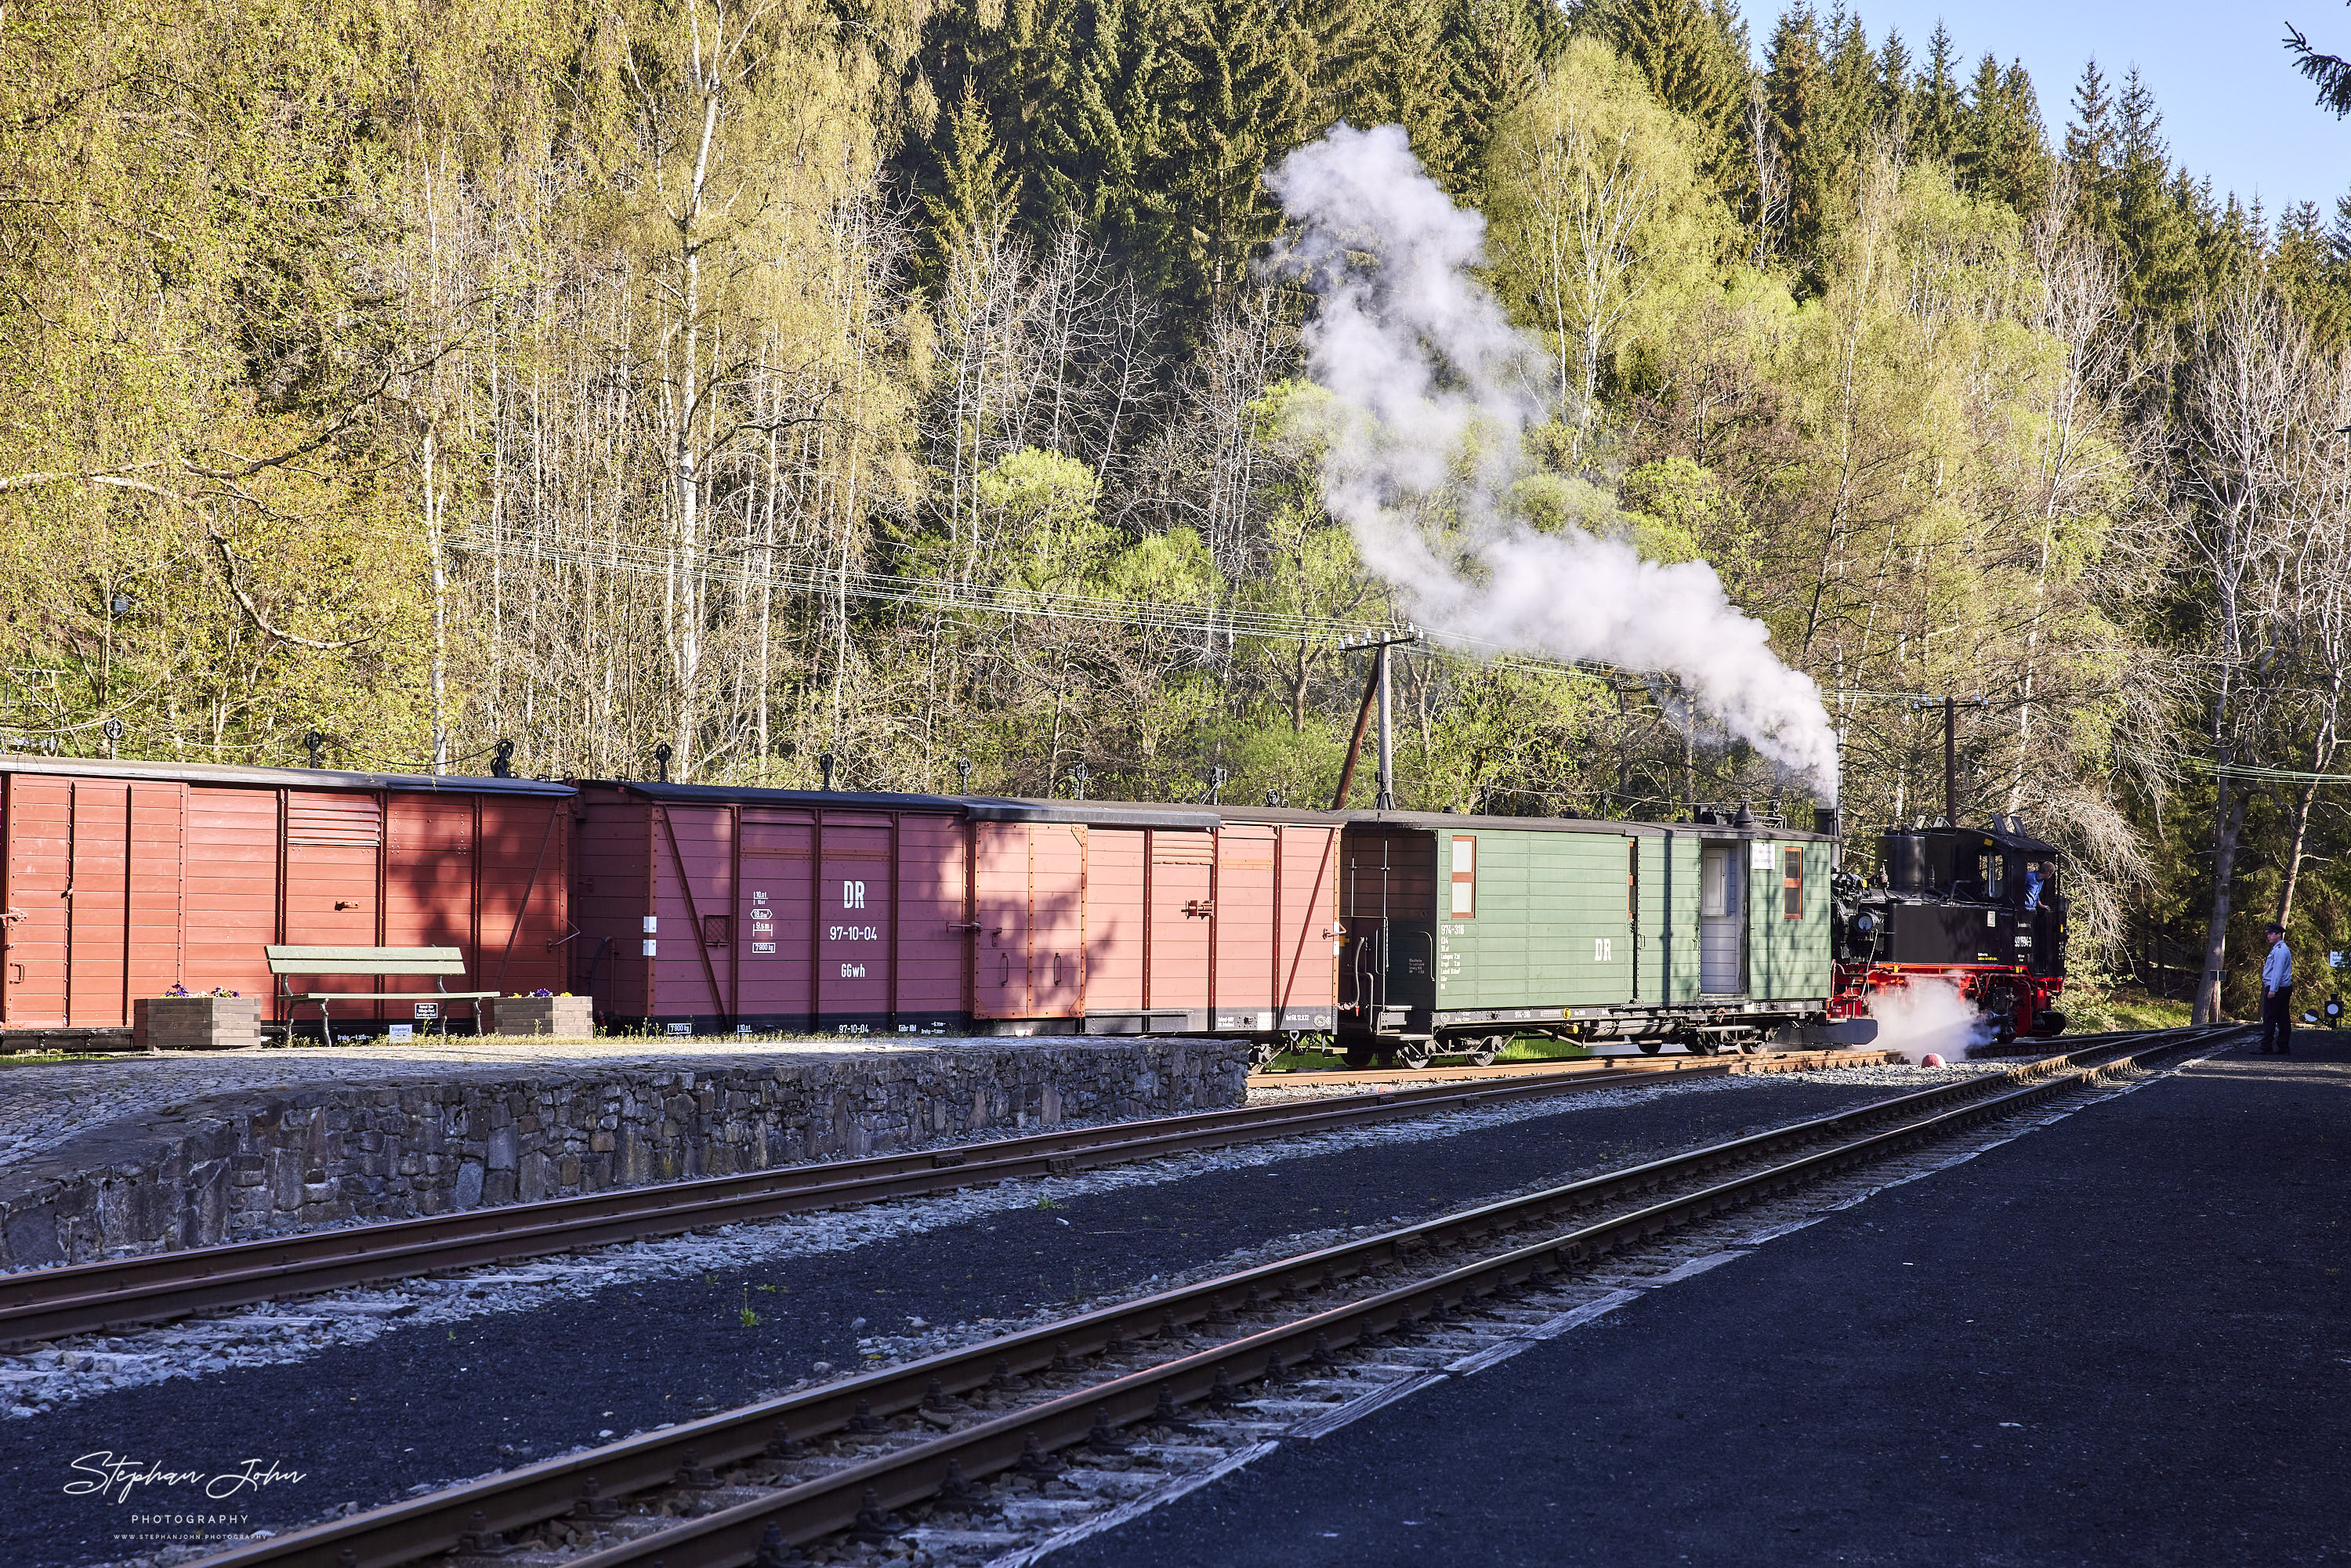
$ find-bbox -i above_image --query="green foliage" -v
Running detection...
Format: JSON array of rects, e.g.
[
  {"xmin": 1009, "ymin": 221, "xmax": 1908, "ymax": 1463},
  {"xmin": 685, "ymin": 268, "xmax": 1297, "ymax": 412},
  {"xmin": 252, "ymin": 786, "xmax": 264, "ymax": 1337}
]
[{"xmin": 13, "ymin": 0, "xmax": 2351, "ymax": 1025}]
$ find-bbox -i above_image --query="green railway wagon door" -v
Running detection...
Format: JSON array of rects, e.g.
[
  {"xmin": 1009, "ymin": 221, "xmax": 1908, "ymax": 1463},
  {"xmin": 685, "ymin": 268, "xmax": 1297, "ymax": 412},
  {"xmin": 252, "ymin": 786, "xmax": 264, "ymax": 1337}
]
[{"xmin": 1698, "ymin": 843, "xmax": 1744, "ymax": 995}]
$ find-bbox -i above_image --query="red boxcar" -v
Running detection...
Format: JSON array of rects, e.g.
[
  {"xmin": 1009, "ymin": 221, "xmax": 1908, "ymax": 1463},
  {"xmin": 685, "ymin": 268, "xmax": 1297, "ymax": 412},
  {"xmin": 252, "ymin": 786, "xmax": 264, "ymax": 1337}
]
[
  {"xmin": 571, "ymin": 783, "xmax": 972, "ymax": 1035},
  {"xmin": 575, "ymin": 788, "xmax": 1342, "ymax": 1041},
  {"xmin": 0, "ymin": 758, "xmax": 571, "ymax": 1034}
]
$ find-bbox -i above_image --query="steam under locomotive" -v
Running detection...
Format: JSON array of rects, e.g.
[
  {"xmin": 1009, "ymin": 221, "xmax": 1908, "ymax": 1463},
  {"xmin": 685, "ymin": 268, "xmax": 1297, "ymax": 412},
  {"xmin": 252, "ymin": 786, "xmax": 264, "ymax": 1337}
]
[{"xmin": 1830, "ymin": 816, "xmax": 2068, "ymax": 1042}]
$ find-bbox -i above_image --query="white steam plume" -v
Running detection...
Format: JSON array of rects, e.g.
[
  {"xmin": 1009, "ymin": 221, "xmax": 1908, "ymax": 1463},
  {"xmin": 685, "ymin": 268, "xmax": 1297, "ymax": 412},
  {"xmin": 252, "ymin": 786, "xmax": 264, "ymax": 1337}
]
[
  {"xmin": 1865, "ymin": 976, "xmax": 1998, "ymax": 1065},
  {"xmin": 1267, "ymin": 124, "xmax": 1840, "ymax": 799}
]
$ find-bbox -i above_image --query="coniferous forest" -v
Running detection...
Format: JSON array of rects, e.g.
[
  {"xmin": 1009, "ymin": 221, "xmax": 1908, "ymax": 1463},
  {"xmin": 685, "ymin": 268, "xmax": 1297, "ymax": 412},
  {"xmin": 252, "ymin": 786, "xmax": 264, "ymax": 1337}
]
[{"xmin": 6, "ymin": 0, "xmax": 2351, "ymax": 1019}]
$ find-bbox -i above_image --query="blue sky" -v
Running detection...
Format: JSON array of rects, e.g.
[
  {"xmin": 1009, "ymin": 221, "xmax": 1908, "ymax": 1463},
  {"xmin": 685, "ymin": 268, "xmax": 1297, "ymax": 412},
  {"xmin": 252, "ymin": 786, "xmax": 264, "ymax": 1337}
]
[{"xmin": 1813, "ymin": 0, "xmax": 2351, "ymax": 219}]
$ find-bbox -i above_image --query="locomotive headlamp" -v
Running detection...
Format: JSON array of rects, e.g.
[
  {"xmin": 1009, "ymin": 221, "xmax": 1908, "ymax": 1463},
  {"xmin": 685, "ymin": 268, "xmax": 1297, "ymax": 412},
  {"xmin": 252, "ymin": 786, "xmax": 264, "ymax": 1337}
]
[
  {"xmin": 1854, "ymin": 913, "xmax": 1877, "ymax": 934},
  {"xmin": 2327, "ymin": 995, "xmax": 2343, "ymax": 1027}
]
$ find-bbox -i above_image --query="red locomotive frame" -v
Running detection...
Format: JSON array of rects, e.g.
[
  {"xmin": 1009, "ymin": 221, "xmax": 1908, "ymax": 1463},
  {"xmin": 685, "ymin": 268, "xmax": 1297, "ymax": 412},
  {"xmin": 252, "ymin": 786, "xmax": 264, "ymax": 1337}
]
[{"xmin": 1830, "ymin": 959, "xmax": 2066, "ymax": 1042}]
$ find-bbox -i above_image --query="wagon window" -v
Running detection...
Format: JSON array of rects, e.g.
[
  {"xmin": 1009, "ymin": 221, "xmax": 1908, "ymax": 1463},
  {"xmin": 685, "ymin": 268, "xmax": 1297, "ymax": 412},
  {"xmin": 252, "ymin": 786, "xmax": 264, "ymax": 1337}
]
[
  {"xmin": 1782, "ymin": 847, "xmax": 1804, "ymax": 920},
  {"xmin": 1451, "ymin": 835, "xmax": 1476, "ymax": 918}
]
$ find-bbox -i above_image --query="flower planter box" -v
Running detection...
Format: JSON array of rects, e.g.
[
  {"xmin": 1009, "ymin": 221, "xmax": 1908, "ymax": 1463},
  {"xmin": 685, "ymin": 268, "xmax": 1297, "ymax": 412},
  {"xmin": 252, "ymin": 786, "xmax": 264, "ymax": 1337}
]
[
  {"xmin": 133, "ymin": 996, "xmax": 263, "ymax": 1052},
  {"xmin": 487, "ymin": 996, "xmax": 596, "ymax": 1038}
]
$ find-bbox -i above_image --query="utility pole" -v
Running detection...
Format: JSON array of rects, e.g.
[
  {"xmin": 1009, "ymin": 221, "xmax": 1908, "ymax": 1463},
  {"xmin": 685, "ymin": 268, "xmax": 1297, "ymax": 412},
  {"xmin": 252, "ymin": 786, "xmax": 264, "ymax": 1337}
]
[
  {"xmin": 1944, "ymin": 695, "xmax": 1957, "ymax": 827},
  {"xmin": 1330, "ymin": 629, "xmax": 1421, "ymax": 811},
  {"xmin": 1376, "ymin": 641, "xmax": 1395, "ymax": 811}
]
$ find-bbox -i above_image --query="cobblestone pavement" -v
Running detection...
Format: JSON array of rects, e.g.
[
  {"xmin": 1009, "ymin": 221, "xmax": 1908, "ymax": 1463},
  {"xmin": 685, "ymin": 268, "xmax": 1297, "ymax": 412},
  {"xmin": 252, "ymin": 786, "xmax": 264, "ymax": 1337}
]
[{"xmin": 0, "ymin": 1036, "xmax": 949, "ymax": 1175}]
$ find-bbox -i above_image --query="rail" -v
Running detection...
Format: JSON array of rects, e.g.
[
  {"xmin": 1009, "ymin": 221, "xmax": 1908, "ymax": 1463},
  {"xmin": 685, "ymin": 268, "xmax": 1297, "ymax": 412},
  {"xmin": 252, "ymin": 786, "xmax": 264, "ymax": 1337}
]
[
  {"xmin": 0, "ymin": 1049, "xmax": 1881, "ymax": 1345},
  {"xmin": 181, "ymin": 1024, "xmax": 2241, "ymax": 1568}
]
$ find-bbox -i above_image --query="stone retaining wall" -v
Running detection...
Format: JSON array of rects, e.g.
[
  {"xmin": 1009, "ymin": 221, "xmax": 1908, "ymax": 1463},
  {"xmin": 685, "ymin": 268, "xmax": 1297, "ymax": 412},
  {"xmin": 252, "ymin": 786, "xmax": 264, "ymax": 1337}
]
[{"xmin": 0, "ymin": 1038, "xmax": 1246, "ymax": 1270}]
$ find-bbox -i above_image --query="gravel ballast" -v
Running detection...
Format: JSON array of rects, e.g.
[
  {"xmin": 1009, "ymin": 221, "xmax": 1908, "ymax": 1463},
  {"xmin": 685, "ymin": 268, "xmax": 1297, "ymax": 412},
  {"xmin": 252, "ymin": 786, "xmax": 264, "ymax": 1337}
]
[{"xmin": 0, "ymin": 1064, "xmax": 1970, "ymax": 1566}]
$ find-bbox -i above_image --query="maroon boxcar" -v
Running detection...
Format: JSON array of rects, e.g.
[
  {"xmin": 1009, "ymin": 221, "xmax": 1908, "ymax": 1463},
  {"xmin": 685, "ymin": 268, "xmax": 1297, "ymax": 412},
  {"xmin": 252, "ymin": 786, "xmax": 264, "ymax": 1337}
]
[
  {"xmin": 0, "ymin": 757, "xmax": 571, "ymax": 1034},
  {"xmin": 574, "ymin": 785, "xmax": 1340, "ymax": 1041},
  {"xmin": 571, "ymin": 783, "xmax": 973, "ymax": 1035}
]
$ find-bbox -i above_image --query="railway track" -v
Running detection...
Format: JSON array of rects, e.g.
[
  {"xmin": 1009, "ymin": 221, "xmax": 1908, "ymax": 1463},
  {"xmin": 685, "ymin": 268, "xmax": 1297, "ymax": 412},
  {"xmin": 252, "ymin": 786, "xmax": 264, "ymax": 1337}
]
[
  {"xmin": 183, "ymin": 1024, "xmax": 2237, "ymax": 1568},
  {"xmin": 0, "ymin": 1048, "xmax": 1884, "ymax": 1348},
  {"xmin": 1246, "ymin": 1048, "xmax": 1898, "ymax": 1089}
]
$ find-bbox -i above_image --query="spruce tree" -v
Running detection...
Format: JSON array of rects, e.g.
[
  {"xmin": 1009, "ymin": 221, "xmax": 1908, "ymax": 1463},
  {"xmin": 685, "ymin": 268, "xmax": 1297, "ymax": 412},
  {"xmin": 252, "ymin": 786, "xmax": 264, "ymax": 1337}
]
[
  {"xmin": 2276, "ymin": 199, "xmax": 2351, "ymax": 350},
  {"xmin": 1907, "ymin": 23, "xmax": 1962, "ymax": 165},
  {"xmin": 1443, "ymin": 0, "xmax": 1563, "ymax": 201},
  {"xmin": 1588, "ymin": 0, "xmax": 1746, "ymax": 148},
  {"xmin": 1823, "ymin": 9, "xmax": 1878, "ymax": 157},
  {"xmin": 904, "ymin": 0, "xmax": 1080, "ymax": 253},
  {"xmin": 1875, "ymin": 29, "xmax": 1912, "ymax": 151},
  {"xmin": 1031, "ymin": 0, "xmax": 1168, "ymax": 260},
  {"xmin": 1151, "ymin": 0, "xmax": 1313, "ymax": 317},
  {"xmin": 2064, "ymin": 58, "xmax": 2119, "ymax": 245},
  {"xmin": 1955, "ymin": 53, "xmax": 2049, "ymax": 216},
  {"xmin": 2286, "ymin": 15, "xmax": 2351, "ymax": 115},
  {"xmin": 1298, "ymin": 0, "xmax": 1375, "ymax": 127},
  {"xmin": 1358, "ymin": 0, "xmax": 1472, "ymax": 190},
  {"xmin": 925, "ymin": 81, "xmax": 1023, "ymax": 264},
  {"xmin": 1764, "ymin": 5, "xmax": 1832, "ymax": 263},
  {"xmin": 2110, "ymin": 71, "xmax": 2197, "ymax": 324},
  {"xmin": 1993, "ymin": 59, "xmax": 2055, "ymax": 213}
]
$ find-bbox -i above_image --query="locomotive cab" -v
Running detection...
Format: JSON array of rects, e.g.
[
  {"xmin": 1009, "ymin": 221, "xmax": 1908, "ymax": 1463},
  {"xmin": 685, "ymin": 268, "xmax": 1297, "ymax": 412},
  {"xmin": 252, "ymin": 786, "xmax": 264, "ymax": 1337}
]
[{"xmin": 1837, "ymin": 817, "xmax": 2067, "ymax": 1040}]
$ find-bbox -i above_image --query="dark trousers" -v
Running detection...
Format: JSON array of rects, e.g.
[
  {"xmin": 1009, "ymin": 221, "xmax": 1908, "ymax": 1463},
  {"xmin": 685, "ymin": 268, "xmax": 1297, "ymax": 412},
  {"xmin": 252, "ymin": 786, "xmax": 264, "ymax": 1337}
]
[{"xmin": 2262, "ymin": 987, "xmax": 2294, "ymax": 1053}]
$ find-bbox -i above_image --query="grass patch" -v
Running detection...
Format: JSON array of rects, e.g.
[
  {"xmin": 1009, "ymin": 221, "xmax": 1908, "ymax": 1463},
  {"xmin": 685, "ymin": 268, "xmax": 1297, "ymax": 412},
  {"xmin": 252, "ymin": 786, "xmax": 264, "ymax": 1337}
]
[
  {"xmin": 1255, "ymin": 1033, "xmax": 1595, "ymax": 1073},
  {"xmin": 2059, "ymin": 981, "xmax": 2194, "ymax": 1034},
  {"xmin": 1498, "ymin": 1034, "xmax": 1597, "ymax": 1063},
  {"xmin": 0, "ymin": 1052, "xmax": 138, "ymax": 1067}
]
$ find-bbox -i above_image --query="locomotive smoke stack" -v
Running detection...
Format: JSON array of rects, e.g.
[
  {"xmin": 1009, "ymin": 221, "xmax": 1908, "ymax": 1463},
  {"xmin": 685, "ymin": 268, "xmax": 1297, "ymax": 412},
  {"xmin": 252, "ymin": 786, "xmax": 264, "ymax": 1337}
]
[
  {"xmin": 1733, "ymin": 799, "xmax": 1755, "ymax": 829},
  {"xmin": 1268, "ymin": 125, "xmax": 1842, "ymax": 802}
]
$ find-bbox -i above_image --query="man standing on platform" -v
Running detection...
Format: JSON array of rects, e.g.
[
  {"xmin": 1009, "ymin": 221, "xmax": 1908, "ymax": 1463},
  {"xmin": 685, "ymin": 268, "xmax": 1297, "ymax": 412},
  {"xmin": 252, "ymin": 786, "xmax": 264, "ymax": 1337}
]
[{"xmin": 2260, "ymin": 922, "xmax": 2294, "ymax": 1055}]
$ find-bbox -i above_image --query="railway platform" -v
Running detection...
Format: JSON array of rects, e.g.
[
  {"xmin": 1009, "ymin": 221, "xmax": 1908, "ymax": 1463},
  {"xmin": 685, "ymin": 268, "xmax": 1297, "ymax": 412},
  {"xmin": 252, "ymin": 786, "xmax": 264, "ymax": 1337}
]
[
  {"xmin": 1056, "ymin": 1030, "xmax": 2349, "ymax": 1566},
  {"xmin": 0, "ymin": 1034, "xmax": 1245, "ymax": 1269}
]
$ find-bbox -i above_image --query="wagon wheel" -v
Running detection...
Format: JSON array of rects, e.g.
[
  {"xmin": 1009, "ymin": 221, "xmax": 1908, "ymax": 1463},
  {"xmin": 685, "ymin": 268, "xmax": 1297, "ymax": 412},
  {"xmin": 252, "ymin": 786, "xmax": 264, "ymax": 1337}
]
[
  {"xmin": 1684, "ymin": 1037, "xmax": 1718, "ymax": 1056},
  {"xmin": 1637, "ymin": 1040, "xmax": 1665, "ymax": 1056},
  {"xmin": 1465, "ymin": 1034, "xmax": 1506, "ymax": 1067},
  {"xmin": 1342, "ymin": 1046, "xmax": 1378, "ymax": 1069},
  {"xmin": 1398, "ymin": 1041, "xmax": 1440, "ymax": 1070},
  {"xmin": 1979, "ymin": 983, "xmax": 2020, "ymax": 1045}
]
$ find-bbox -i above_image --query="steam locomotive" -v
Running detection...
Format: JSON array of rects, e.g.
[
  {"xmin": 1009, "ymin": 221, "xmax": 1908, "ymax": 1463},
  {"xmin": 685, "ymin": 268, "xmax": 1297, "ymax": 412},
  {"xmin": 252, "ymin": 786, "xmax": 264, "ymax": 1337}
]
[{"xmin": 1829, "ymin": 816, "xmax": 2067, "ymax": 1043}]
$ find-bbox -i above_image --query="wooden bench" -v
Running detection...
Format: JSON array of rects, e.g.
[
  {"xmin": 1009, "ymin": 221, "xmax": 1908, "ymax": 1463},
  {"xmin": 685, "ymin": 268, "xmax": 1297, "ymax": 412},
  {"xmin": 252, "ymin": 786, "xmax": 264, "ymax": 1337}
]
[{"xmin": 265, "ymin": 946, "xmax": 498, "ymax": 1038}]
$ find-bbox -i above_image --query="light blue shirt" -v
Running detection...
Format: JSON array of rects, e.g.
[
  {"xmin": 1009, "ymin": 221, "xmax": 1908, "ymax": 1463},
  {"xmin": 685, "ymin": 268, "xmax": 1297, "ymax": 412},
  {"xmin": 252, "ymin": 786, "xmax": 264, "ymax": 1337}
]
[{"xmin": 2262, "ymin": 940, "xmax": 2293, "ymax": 992}]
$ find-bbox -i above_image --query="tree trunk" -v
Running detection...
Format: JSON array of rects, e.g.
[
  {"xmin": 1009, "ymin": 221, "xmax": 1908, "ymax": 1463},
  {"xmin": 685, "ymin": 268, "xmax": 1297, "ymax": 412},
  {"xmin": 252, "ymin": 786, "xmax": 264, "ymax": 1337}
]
[{"xmin": 2195, "ymin": 786, "xmax": 2245, "ymax": 1025}]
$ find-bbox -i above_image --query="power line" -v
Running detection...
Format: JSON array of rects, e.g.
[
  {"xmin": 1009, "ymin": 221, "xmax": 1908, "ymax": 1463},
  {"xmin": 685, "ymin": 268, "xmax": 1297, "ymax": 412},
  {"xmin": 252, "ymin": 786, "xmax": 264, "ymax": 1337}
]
[
  {"xmin": 2187, "ymin": 756, "xmax": 2351, "ymax": 785},
  {"xmin": 440, "ymin": 525, "xmax": 1934, "ymax": 711}
]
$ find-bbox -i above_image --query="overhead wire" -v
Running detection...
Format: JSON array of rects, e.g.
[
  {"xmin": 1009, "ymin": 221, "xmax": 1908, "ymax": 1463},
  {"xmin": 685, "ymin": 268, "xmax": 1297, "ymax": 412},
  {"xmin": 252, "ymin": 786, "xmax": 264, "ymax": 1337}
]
[{"xmin": 441, "ymin": 526, "xmax": 1901, "ymax": 704}]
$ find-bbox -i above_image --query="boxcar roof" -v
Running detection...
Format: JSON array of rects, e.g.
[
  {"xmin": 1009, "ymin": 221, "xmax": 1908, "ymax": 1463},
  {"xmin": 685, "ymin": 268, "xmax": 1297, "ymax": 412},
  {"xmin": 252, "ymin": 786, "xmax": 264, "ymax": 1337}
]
[
  {"xmin": 965, "ymin": 798, "xmax": 1223, "ymax": 830},
  {"xmin": 588, "ymin": 781, "xmax": 1223, "ymax": 831},
  {"xmin": 0, "ymin": 755, "xmax": 572, "ymax": 795},
  {"xmin": 1223, "ymin": 805, "xmax": 1835, "ymax": 842},
  {"xmin": 588, "ymin": 780, "xmax": 973, "ymax": 811},
  {"xmin": 573, "ymin": 781, "xmax": 1832, "ymax": 841}
]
